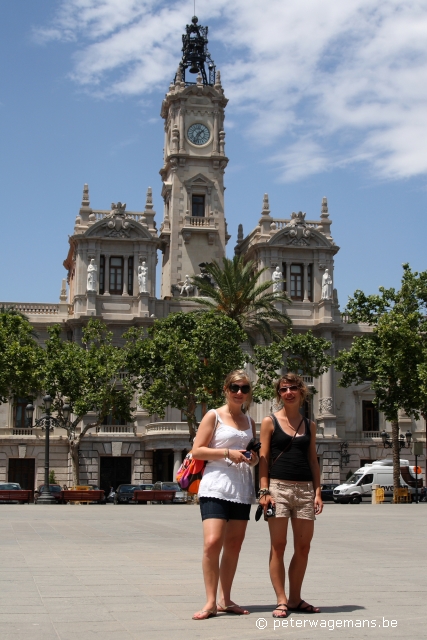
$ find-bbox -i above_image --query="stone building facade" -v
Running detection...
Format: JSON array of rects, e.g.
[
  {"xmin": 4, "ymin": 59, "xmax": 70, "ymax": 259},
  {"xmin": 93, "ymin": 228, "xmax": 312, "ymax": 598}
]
[{"xmin": 0, "ymin": 17, "xmax": 425, "ymax": 494}]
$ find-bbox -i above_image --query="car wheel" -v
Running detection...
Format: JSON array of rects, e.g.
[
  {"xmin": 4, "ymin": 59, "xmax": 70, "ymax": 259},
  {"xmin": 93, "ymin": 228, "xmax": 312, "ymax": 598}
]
[{"xmin": 350, "ymin": 496, "xmax": 361, "ymax": 504}]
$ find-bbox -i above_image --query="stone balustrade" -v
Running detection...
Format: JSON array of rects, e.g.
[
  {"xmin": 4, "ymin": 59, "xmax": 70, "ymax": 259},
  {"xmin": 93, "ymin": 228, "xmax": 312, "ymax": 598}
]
[
  {"xmin": 271, "ymin": 219, "xmax": 320, "ymax": 230},
  {"xmin": 0, "ymin": 302, "xmax": 61, "ymax": 315},
  {"xmin": 145, "ymin": 423, "xmax": 189, "ymax": 434}
]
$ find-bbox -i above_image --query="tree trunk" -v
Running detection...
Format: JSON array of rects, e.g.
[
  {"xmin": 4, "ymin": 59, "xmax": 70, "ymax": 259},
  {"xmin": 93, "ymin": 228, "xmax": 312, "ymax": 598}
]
[
  {"xmin": 391, "ymin": 419, "xmax": 400, "ymax": 501},
  {"xmin": 70, "ymin": 441, "xmax": 80, "ymax": 487}
]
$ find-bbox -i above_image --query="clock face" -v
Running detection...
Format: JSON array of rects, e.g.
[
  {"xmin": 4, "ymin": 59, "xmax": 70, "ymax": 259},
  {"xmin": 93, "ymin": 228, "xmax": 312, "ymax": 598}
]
[{"xmin": 187, "ymin": 123, "xmax": 210, "ymax": 145}]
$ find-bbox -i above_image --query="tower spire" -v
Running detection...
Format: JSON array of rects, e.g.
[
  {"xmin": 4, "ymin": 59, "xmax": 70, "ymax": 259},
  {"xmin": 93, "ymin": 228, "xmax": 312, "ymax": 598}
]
[{"xmin": 176, "ymin": 16, "xmax": 216, "ymax": 86}]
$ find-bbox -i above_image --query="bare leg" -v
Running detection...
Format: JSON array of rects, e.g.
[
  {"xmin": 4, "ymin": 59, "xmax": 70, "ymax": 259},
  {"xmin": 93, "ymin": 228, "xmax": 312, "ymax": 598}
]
[
  {"xmin": 218, "ymin": 519, "xmax": 249, "ymax": 614},
  {"xmin": 287, "ymin": 518, "xmax": 319, "ymax": 611},
  {"xmin": 193, "ymin": 518, "xmax": 226, "ymax": 620},
  {"xmin": 268, "ymin": 517, "xmax": 289, "ymax": 614}
]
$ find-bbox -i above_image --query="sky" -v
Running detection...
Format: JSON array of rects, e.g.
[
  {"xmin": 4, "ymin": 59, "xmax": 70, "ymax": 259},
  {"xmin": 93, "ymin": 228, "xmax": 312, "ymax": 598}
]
[{"xmin": 1, "ymin": 0, "xmax": 426, "ymax": 306}]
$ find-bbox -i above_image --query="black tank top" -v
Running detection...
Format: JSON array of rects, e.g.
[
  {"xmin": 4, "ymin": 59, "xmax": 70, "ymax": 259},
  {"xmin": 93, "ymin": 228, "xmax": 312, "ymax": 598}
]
[{"xmin": 269, "ymin": 414, "xmax": 313, "ymax": 482}]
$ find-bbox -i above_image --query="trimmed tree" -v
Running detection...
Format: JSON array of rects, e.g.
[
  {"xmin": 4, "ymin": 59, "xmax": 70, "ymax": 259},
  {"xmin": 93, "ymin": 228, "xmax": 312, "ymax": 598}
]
[
  {"xmin": 124, "ymin": 311, "xmax": 247, "ymax": 440},
  {"xmin": 42, "ymin": 320, "xmax": 135, "ymax": 485},
  {"xmin": 335, "ymin": 264, "xmax": 427, "ymax": 498}
]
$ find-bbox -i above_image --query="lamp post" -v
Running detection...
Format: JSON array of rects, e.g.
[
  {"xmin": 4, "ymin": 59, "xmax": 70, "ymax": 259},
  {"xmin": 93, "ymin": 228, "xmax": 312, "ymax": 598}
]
[
  {"xmin": 26, "ymin": 396, "xmax": 71, "ymax": 505},
  {"xmin": 380, "ymin": 429, "xmax": 412, "ymax": 450}
]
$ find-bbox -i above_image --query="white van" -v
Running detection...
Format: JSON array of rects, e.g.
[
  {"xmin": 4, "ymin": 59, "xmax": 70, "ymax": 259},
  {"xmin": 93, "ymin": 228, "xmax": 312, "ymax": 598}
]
[{"xmin": 333, "ymin": 459, "xmax": 423, "ymax": 504}]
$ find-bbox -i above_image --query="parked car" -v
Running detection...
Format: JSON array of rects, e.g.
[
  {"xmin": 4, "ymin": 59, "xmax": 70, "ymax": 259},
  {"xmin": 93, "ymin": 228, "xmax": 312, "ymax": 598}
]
[
  {"xmin": 320, "ymin": 484, "xmax": 339, "ymax": 501},
  {"xmin": 34, "ymin": 484, "xmax": 62, "ymax": 503},
  {"xmin": 152, "ymin": 482, "xmax": 187, "ymax": 504},
  {"xmin": 114, "ymin": 484, "xmax": 143, "ymax": 504},
  {"xmin": 0, "ymin": 482, "xmax": 22, "ymax": 503}
]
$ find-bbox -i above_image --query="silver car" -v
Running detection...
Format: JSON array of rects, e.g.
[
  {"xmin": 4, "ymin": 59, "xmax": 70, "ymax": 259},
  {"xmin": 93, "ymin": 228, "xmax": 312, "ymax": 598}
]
[{"xmin": 152, "ymin": 482, "xmax": 188, "ymax": 503}]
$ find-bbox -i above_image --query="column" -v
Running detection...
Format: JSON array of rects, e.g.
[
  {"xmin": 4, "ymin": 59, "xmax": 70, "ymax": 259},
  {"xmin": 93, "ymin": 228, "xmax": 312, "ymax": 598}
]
[
  {"xmin": 179, "ymin": 108, "xmax": 185, "ymax": 152},
  {"xmin": 213, "ymin": 110, "xmax": 219, "ymax": 153},
  {"xmin": 123, "ymin": 256, "xmax": 128, "ymax": 296},
  {"xmin": 317, "ymin": 330, "xmax": 336, "ymax": 437},
  {"xmin": 173, "ymin": 450, "xmax": 182, "ymax": 482},
  {"xmin": 286, "ymin": 263, "xmax": 291, "ymax": 296},
  {"xmin": 303, "ymin": 263, "xmax": 309, "ymax": 302},
  {"xmin": 104, "ymin": 255, "xmax": 110, "ymax": 295}
]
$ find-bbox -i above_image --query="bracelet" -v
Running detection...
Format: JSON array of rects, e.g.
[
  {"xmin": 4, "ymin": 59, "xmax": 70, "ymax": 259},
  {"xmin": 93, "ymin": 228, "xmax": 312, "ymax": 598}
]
[
  {"xmin": 258, "ymin": 488, "xmax": 270, "ymax": 497},
  {"xmin": 224, "ymin": 448, "xmax": 229, "ymax": 459}
]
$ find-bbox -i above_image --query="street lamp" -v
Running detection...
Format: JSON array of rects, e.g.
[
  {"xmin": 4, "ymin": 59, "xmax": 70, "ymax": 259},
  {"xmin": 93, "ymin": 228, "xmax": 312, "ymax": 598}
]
[
  {"xmin": 381, "ymin": 429, "xmax": 412, "ymax": 450},
  {"xmin": 26, "ymin": 396, "xmax": 71, "ymax": 505}
]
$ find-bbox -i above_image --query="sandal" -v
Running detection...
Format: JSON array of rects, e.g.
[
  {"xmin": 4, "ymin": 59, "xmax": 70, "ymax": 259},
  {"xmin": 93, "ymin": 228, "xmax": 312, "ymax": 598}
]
[
  {"xmin": 217, "ymin": 602, "xmax": 249, "ymax": 615},
  {"xmin": 192, "ymin": 608, "xmax": 217, "ymax": 620},
  {"xmin": 287, "ymin": 600, "xmax": 320, "ymax": 614},
  {"xmin": 272, "ymin": 603, "xmax": 289, "ymax": 618}
]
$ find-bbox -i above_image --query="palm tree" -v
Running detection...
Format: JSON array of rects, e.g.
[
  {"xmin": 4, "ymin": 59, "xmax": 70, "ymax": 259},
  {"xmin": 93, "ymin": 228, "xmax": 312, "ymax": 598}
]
[{"xmin": 186, "ymin": 256, "xmax": 291, "ymax": 343}]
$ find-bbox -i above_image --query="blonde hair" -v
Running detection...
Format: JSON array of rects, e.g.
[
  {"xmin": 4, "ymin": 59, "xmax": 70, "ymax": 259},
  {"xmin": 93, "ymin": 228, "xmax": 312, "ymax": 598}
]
[
  {"xmin": 224, "ymin": 369, "xmax": 252, "ymax": 411},
  {"xmin": 275, "ymin": 372, "xmax": 309, "ymax": 407}
]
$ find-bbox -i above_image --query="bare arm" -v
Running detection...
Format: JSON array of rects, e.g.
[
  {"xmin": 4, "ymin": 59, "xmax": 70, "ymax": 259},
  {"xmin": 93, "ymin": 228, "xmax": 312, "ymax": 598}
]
[
  {"xmin": 308, "ymin": 420, "xmax": 323, "ymax": 514},
  {"xmin": 192, "ymin": 410, "xmax": 248, "ymax": 465},
  {"xmin": 259, "ymin": 416, "xmax": 274, "ymax": 509}
]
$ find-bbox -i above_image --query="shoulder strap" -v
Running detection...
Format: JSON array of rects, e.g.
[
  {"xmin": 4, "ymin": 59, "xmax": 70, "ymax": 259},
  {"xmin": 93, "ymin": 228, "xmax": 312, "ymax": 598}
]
[{"xmin": 270, "ymin": 415, "xmax": 304, "ymax": 468}]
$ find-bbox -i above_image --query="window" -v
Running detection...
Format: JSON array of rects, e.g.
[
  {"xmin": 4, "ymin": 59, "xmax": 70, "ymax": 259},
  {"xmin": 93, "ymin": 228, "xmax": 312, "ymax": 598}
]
[
  {"xmin": 290, "ymin": 264, "xmax": 303, "ymax": 300},
  {"xmin": 99, "ymin": 255, "xmax": 105, "ymax": 295},
  {"xmin": 282, "ymin": 262, "xmax": 287, "ymax": 293},
  {"xmin": 109, "ymin": 257, "xmax": 123, "ymax": 295},
  {"xmin": 128, "ymin": 257, "xmax": 134, "ymax": 295},
  {"xmin": 362, "ymin": 401, "xmax": 379, "ymax": 431},
  {"xmin": 307, "ymin": 264, "xmax": 313, "ymax": 301},
  {"xmin": 192, "ymin": 194, "xmax": 205, "ymax": 217},
  {"xmin": 360, "ymin": 473, "xmax": 374, "ymax": 485},
  {"xmin": 102, "ymin": 409, "xmax": 127, "ymax": 426},
  {"xmin": 14, "ymin": 397, "xmax": 30, "ymax": 429}
]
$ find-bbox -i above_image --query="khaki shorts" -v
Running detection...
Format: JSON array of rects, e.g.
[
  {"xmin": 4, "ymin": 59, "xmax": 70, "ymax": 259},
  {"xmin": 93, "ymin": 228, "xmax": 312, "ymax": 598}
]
[{"xmin": 269, "ymin": 479, "xmax": 315, "ymax": 520}]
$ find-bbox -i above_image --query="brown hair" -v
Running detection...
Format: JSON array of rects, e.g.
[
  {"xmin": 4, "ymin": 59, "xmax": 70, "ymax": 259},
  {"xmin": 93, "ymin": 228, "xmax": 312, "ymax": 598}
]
[
  {"xmin": 224, "ymin": 369, "xmax": 252, "ymax": 410},
  {"xmin": 275, "ymin": 372, "xmax": 309, "ymax": 407}
]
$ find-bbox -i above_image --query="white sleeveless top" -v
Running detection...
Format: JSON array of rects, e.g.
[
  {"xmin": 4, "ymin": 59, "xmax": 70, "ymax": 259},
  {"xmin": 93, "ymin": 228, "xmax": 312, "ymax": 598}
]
[{"xmin": 198, "ymin": 410, "xmax": 256, "ymax": 505}]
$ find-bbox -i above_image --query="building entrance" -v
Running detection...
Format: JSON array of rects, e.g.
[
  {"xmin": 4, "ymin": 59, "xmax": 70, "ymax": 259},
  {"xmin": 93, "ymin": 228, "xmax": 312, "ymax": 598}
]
[
  {"xmin": 99, "ymin": 457, "xmax": 132, "ymax": 494},
  {"xmin": 8, "ymin": 458, "xmax": 35, "ymax": 491},
  {"xmin": 153, "ymin": 450, "xmax": 174, "ymax": 483}
]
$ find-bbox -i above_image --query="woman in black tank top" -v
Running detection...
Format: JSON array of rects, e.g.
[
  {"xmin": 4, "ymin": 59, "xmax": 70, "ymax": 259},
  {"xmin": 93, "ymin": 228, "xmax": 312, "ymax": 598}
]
[{"xmin": 259, "ymin": 374, "xmax": 323, "ymax": 618}]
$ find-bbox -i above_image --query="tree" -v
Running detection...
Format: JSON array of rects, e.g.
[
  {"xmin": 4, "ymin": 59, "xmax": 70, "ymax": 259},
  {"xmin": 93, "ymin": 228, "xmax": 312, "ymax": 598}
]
[
  {"xmin": 249, "ymin": 331, "xmax": 332, "ymax": 403},
  {"xmin": 187, "ymin": 255, "xmax": 292, "ymax": 343},
  {"xmin": 42, "ymin": 320, "xmax": 135, "ymax": 485},
  {"xmin": 0, "ymin": 310, "xmax": 43, "ymax": 404},
  {"xmin": 335, "ymin": 264, "xmax": 427, "ymax": 498},
  {"xmin": 124, "ymin": 312, "xmax": 247, "ymax": 440}
]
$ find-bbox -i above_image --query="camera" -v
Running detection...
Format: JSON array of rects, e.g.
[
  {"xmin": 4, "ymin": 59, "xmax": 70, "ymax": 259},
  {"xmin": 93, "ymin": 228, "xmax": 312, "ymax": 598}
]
[
  {"xmin": 266, "ymin": 504, "xmax": 276, "ymax": 518},
  {"xmin": 243, "ymin": 451, "xmax": 252, "ymax": 459},
  {"xmin": 245, "ymin": 437, "xmax": 261, "ymax": 454}
]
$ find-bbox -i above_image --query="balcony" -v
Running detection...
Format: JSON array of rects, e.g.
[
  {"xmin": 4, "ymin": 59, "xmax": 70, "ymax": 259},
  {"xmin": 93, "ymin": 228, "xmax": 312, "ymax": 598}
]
[
  {"xmin": 95, "ymin": 425, "xmax": 136, "ymax": 435},
  {"xmin": 145, "ymin": 423, "xmax": 189, "ymax": 435}
]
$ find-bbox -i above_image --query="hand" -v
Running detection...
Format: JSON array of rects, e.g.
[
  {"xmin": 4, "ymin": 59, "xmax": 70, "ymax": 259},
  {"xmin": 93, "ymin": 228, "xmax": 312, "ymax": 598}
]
[
  {"xmin": 248, "ymin": 451, "xmax": 259, "ymax": 466},
  {"xmin": 259, "ymin": 493, "xmax": 275, "ymax": 514},
  {"xmin": 228, "ymin": 449, "xmax": 250, "ymax": 465},
  {"xmin": 314, "ymin": 494, "xmax": 323, "ymax": 515}
]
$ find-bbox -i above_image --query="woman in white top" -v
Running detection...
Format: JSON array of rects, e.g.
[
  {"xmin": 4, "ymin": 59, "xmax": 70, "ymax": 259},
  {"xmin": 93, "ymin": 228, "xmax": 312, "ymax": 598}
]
[{"xmin": 191, "ymin": 370, "xmax": 258, "ymax": 621}]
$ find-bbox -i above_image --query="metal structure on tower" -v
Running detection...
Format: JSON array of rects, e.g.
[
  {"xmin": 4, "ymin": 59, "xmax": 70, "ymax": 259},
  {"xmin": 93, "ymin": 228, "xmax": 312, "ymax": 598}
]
[{"xmin": 176, "ymin": 16, "xmax": 216, "ymax": 86}]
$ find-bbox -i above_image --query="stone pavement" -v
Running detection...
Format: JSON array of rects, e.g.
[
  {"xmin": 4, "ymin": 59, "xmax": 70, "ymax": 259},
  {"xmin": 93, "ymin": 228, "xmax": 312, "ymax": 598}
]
[{"xmin": 0, "ymin": 502, "xmax": 425, "ymax": 640}]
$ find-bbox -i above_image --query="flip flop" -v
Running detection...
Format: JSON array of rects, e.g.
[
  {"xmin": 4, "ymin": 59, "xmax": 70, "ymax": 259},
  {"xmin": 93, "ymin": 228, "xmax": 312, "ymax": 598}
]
[
  {"xmin": 192, "ymin": 608, "xmax": 217, "ymax": 620},
  {"xmin": 272, "ymin": 604, "xmax": 289, "ymax": 618},
  {"xmin": 217, "ymin": 603, "xmax": 249, "ymax": 615},
  {"xmin": 287, "ymin": 600, "xmax": 320, "ymax": 614}
]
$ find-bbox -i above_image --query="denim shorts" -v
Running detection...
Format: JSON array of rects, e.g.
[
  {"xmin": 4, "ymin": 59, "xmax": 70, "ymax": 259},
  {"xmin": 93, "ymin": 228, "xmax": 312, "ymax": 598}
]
[{"xmin": 199, "ymin": 497, "xmax": 251, "ymax": 521}]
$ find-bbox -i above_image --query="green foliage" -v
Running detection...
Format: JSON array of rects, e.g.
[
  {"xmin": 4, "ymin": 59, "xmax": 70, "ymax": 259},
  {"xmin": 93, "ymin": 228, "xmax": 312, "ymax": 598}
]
[
  {"xmin": 250, "ymin": 331, "xmax": 332, "ymax": 403},
  {"xmin": 186, "ymin": 255, "xmax": 292, "ymax": 343},
  {"xmin": 124, "ymin": 312, "xmax": 246, "ymax": 438},
  {"xmin": 42, "ymin": 319, "xmax": 135, "ymax": 436},
  {"xmin": 49, "ymin": 469, "xmax": 56, "ymax": 484},
  {"xmin": 0, "ymin": 311, "xmax": 43, "ymax": 403},
  {"xmin": 336, "ymin": 264, "xmax": 427, "ymax": 422}
]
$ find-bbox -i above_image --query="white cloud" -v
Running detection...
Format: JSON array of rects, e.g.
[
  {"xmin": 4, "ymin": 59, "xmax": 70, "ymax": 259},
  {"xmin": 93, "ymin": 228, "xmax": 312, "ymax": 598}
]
[{"xmin": 33, "ymin": 0, "xmax": 427, "ymax": 182}]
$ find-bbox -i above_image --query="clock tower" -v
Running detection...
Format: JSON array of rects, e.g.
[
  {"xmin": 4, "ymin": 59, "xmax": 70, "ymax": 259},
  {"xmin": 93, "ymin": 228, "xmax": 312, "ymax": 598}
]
[{"xmin": 159, "ymin": 16, "xmax": 229, "ymax": 298}]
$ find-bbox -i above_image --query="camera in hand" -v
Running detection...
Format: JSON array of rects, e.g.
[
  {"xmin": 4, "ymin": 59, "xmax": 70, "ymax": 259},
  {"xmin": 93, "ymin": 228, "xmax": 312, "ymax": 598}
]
[
  {"xmin": 245, "ymin": 437, "xmax": 261, "ymax": 454},
  {"xmin": 266, "ymin": 504, "xmax": 276, "ymax": 518}
]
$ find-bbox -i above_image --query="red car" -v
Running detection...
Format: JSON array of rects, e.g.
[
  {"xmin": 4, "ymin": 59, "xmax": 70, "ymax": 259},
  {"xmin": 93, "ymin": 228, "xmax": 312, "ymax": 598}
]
[{"xmin": 34, "ymin": 484, "xmax": 62, "ymax": 503}]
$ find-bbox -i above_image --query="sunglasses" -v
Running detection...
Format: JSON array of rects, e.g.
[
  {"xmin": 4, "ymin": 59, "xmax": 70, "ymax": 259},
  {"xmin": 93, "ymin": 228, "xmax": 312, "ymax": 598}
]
[
  {"xmin": 279, "ymin": 385, "xmax": 300, "ymax": 393},
  {"xmin": 229, "ymin": 383, "xmax": 251, "ymax": 394}
]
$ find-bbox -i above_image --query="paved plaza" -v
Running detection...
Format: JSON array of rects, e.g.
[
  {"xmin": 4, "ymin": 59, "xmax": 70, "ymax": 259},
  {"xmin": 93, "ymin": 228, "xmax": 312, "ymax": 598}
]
[{"xmin": 0, "ymin": 502, "xmax": 425, "ymax": 640}]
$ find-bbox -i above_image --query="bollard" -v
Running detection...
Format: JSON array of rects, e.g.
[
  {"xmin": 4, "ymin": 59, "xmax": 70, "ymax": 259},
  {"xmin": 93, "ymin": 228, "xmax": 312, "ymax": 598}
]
[{"xmin": 372, "ymin": 484, "xmax": 379, "ymax": 504}]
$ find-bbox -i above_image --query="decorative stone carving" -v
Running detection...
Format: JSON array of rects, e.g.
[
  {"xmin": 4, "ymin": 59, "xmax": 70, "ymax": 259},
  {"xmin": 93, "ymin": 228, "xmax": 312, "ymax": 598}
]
[
  {"xmin": 279, "ymin": 211, "xmax": 312, "ymax": 246},
  {"xmin": 321, "ymin": 269, "xmax": 333, "ymax": 300},
  {"xmin": 180, "ymin": 275, "xmax": 194, "ymax": 296},
  {"xmin": 272, "ymin": 266, "xmax": 283, "ymax": 293},
  {"xmin": 319, "ymin": 397, "xmax": 333, "ymax": 415},
  {"xmin": 87, "ymin": 259, "xmax": 97, "ymax": 292},
  {"xmin": 138, "ymin": 261, "xmax": 148, "ymax": 293}
]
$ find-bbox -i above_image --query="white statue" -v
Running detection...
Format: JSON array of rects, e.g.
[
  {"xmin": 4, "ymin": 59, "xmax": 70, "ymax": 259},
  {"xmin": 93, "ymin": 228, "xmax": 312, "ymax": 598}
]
[
  {"xmin": 87, "ymin": 259, "xmax": 97, "ymax": 292},
  {"xmin": 138, "ymin": 261, "xmax": 148, "ymax": 293},
  {"xmin": 180, "ymin": 275, "xmax": 193, "ymax": 296},
  {"xmin": 272, "ymin": 266, "xmax": 283, "ymax": 293},
  {"xmin": 321, "ymin": 269, "xmax": 333, "ymax": 300}
]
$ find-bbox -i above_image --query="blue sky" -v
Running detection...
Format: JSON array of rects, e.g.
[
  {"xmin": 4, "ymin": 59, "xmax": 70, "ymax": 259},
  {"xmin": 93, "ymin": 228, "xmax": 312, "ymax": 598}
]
[{"xmin": 1, "ymin": 0, "xmax": 426, "ymax": 306}]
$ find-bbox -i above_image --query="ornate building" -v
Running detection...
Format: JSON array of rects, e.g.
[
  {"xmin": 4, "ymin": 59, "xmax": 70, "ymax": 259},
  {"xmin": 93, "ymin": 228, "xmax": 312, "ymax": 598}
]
[{"xmin": 0, "ymin": 17, "xmax": 424, "ymax": 494}]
